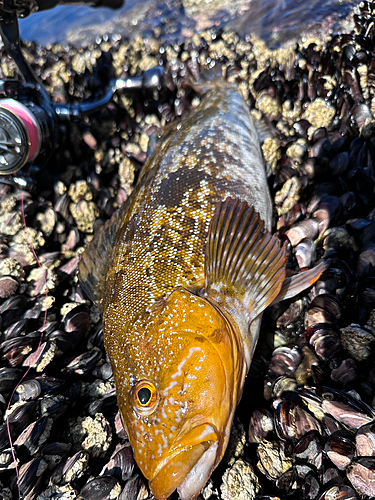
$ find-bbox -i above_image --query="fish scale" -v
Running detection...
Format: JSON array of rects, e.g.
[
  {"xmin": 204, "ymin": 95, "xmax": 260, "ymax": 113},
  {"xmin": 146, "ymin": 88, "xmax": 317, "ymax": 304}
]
[{"xmin": 79, "ymin": 82, "xmax": 325, "ymax": 500}]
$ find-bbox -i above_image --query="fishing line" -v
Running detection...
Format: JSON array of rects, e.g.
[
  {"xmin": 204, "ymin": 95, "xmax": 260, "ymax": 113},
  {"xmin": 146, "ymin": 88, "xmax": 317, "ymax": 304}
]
[{"xmin": 5, "ymin": 167, "xmax": 49, "ymax": 500}]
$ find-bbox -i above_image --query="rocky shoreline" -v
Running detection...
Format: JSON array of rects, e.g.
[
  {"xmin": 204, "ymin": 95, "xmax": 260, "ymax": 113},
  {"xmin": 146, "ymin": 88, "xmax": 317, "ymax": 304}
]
[{"xmin": 1, "ymin": 2, "xmax": 375, "ymax": 498}]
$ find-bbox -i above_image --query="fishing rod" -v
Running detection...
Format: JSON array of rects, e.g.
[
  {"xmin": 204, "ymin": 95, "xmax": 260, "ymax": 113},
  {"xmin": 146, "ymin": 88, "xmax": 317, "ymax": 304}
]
[{"xmin": 0, "ymin": 0, "xmax": 164, "ymax": 174}]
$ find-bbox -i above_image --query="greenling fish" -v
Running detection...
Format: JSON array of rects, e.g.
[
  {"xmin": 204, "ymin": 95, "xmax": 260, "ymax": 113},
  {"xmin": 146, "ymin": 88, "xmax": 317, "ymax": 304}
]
[{"xmin": 79, "ymin": 82, "xmax": 325, "ymax": 500}]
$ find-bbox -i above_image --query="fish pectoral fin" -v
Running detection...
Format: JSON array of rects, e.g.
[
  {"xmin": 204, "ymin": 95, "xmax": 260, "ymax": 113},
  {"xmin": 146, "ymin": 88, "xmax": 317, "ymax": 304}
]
[
  {"xmin": 271, "ymin": 259, "xmax": 330, "ymax": 305},
  {"xmin": 78, "ymin": 202, "xmax": 128, "ymax": 306},
  {"xmin": 205, "ymin": 197, "xmax": 287, "ymax": 324}
]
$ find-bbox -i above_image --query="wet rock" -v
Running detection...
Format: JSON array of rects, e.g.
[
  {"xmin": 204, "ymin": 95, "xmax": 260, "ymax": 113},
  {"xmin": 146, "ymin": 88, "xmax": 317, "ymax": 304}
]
[
  {"xmin": 0, "ymin": 276, "xmax": 19, "ymax": 298},
  {"xmin": 221, "ymin": 459, "xmax": 260, "ymax": 500}
]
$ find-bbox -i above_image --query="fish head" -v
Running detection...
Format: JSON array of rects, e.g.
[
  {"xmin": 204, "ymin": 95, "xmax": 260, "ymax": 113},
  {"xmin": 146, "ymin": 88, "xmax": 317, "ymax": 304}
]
[{"xmin": 106, "ymin": 287, "xmax": 246, "ymax": 500}]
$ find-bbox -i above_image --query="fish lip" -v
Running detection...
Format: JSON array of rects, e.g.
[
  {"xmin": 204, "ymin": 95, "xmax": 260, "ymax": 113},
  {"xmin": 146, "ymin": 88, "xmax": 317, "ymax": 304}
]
[
  {"xmin": 148, "ymin": 423, "xmax": 219, "ymax": 500},
  {"xmin": 152, "ymin": 423, "xmax": 218, "ymax": 478},
  {"xmin": 177, "ymin": 440, "xmax": 219, "ymax": 500}
]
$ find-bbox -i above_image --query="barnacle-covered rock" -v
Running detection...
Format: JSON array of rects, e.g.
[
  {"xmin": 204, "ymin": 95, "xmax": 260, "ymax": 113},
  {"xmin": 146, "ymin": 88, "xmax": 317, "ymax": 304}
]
[
  {"xmin": 340, "ymin": 324, "xmax": 375, "ymax": 361},
  {"xmin": 262, "ymin": 137, "xmax": 280, "ymax": 175},
  {"xmin": 118, "ymin": 156, "xmax": 135, "ymax": 194},
  {"xmin": 0, "ymin": 258, "xmax": 25, "ymax": 279},
  {"xmin": 50, "ymin": 451, "xmax": 89, "ymax": 485},
  {"xmin": 69, "ymin": 200, "xmax": 99, "ymax": 233},
  {"xmin": 256, "ymin": 440, "xmax": 293, "ymax": 480},
  {"xmin": 303, "ymin": 99, "xmax": 336, "ymax": 129},
  {"xmin": 37, "ymin": 483, "xmax": 78, "ymax": 499},
  {"xmin": 27, "ymin": 266, "xmax": 58, "ymax": 296},
  {"xmin": 0, "ymin": 210, "xmax": 23, "ymax": 236},
  {"xmin": 69, "ymin": 413, "xmax": 112, "ymax": 458},
  {"xmin": 275, "ymin": 177, "xmax": 301, "ymax": 216},
  {"xmin": 221, "ymin": 459, "xmax": 260, "ymax": 500}
]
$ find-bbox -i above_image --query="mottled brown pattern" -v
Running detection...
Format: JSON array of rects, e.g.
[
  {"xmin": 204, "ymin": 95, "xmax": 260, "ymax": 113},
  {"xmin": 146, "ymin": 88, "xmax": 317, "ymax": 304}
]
[{"xmin": 102, "ymin": 86, "xmax": 272, "ymax": 337}]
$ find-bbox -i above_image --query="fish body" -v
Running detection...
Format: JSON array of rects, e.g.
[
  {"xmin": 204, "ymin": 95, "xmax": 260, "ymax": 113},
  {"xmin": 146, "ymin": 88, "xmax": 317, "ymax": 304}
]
[
  {"xmin": 105, "ymin": 84, "xmax": 273, "ymax": 325},
  {"xmin": 79, "ymin": 83, "xmax": 322, "ymax": 500}
]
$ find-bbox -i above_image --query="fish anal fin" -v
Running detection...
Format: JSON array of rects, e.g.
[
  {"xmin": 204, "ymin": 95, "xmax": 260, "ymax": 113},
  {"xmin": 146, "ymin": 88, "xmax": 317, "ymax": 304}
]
[
  {"xmin": 205, "ymin": 197, "xmax": 287, "ymax": 326},
  {"xmin": 271, "ymin": 259, "xmax": 330, "ymax": 305}
]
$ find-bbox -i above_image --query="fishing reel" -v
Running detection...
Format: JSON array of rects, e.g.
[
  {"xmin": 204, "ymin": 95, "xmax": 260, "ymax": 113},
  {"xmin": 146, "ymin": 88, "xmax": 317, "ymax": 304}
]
[{"xmin": 0, "ymin": 0, "xmax": 164, "ymax": 175}]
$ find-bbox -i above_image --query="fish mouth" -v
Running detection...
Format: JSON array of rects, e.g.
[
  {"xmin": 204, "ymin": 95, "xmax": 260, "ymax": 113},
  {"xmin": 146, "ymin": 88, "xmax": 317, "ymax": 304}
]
[
  {"xmin": 177, "ymin": 441, "xmax": 219, "ymax": 500},
  {"xmin": 149, "ymin": 424, "xmax": 219, "ymax": 500}
]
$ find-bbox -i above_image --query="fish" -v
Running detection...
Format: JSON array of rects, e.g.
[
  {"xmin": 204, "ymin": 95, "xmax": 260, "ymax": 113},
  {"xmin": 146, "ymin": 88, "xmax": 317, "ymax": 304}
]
[{"xmin": 78, "ymin": 81, "xmax": 325, "ymax": 500}]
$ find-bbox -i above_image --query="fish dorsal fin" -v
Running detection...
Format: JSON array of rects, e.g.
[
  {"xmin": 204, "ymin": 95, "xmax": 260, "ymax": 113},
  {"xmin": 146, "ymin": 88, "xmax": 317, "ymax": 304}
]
[
  {"xmin": 78, "ymin": 202, "xmax": 128, "ymax": 307},
  {"xmin": 205, "ymin": 197, "xmax": 287, "ymax": 325}
]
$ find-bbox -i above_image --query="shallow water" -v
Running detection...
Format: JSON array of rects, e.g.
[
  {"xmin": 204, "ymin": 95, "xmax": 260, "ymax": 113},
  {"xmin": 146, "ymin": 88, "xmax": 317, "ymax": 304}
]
[{"xmin": 19, "ymin": 0, "xmax": 354, "ymax": 47}]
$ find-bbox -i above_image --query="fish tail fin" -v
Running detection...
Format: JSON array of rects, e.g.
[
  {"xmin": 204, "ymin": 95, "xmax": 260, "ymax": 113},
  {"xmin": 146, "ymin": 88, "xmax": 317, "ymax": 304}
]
[{"xmin": 205, "ymin": 197, "xmax": 287, "ymax": 325}]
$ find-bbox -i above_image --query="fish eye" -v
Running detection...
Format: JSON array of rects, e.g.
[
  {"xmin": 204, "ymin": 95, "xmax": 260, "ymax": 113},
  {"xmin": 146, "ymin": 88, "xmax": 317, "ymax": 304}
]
[
  {"xmin": 131, "ymin": 380, "xmax": 159, "ymax": 415},
  {"xmin": 138, "ymin": 386, "xmax": 151, "ymax": 405}
]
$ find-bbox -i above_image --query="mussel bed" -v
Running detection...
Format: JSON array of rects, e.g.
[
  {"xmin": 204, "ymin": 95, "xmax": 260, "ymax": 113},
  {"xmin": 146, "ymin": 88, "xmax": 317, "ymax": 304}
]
[{"xmin": 1, "ymin": 2, "xmax": 375, "ymax": 499}]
